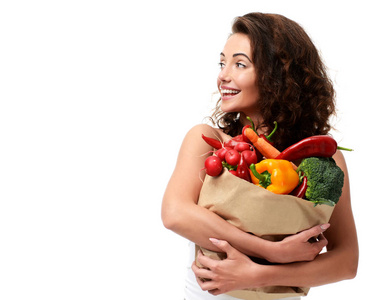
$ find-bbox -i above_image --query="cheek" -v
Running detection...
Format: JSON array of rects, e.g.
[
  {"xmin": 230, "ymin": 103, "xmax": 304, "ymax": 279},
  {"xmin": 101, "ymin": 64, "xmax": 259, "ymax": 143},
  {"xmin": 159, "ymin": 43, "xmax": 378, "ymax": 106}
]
[
  {"xmin": 242, "ymin": 84, "xmax": 260, "ymax": 106},
  {"xmin": 242, "ymin": 80, "xmax": 258, "ymax": 96},
  {"xmin": 239, "ymin": 72, "xmax": 256, "ymax": 89}
]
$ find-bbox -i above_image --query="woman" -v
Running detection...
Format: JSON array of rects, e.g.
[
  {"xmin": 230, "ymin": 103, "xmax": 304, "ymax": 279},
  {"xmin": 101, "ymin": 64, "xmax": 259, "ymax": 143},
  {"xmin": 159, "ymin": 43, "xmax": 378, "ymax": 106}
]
[{"xmin": 162, "ymin": 13, "xmax": 358, "ymax": 299}]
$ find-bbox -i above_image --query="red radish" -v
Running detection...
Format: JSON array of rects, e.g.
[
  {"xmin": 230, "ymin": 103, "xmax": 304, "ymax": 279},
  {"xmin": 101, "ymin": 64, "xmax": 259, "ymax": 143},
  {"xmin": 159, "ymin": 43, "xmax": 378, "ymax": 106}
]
[
  {"xmin": 241, "ymin": 149, "xmax": 259, "ymax": 166},
  {"xmin": 223, "ymin": 135, "xmax": 243, "ymax": 148},
  {"xmin": 234, "ymin": 142, "xmax": 251, "ymax": 152},
  {"xmin": 204, "ymin": 156, "xmax": 223, "ymax": 176},
  {"xmin": 215, "ymin": 147, "xmax": 232, "ymax": 161},
  {"xmin": 225, "ymin": 149, "xmax": 241, "ymax": 166}
]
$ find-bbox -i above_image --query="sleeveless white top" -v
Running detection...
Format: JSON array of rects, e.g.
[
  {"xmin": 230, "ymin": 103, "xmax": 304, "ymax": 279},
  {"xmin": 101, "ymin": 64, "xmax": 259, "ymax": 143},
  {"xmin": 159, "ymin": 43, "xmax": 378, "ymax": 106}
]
[{"xmin": 184, "ymin": 242, "xmax": 300, "ymax": 300}]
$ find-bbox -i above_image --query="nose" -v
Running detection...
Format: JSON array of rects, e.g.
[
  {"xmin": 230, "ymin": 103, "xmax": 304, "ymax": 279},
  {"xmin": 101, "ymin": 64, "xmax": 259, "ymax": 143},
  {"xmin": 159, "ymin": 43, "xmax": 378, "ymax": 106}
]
[{"xmin": 218, "ymin": 65, "xmax": 231, "ymax": 83}]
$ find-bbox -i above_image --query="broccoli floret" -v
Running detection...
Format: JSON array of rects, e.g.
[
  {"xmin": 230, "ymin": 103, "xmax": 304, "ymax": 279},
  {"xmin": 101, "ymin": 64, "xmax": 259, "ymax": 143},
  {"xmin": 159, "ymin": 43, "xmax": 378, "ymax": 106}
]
[{"xmin": 297, "ymin": 157, "xmax": 344, "ymax": 206}]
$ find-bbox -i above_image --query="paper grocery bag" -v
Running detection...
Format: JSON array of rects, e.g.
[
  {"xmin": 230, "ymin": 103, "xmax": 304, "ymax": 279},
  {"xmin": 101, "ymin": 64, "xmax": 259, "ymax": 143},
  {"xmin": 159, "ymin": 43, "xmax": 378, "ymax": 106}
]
[{"xmin": 196, "ymin": 170, "xmax": 334, "ymax": 300}]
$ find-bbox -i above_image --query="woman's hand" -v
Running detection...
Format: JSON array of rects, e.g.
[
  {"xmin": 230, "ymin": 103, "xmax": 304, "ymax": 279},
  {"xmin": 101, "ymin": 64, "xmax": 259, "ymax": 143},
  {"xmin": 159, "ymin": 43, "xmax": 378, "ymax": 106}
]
[
  {"xmin": 192, "ymin": 238, "xmax": 266, "ymax": 295},
  {"xmin": 265, "ymin": 223, "xmax": 330, "ymax": 264},
  {"xmin": 191, "ymin": 225, "xmax": 329, "ymax": 295}
]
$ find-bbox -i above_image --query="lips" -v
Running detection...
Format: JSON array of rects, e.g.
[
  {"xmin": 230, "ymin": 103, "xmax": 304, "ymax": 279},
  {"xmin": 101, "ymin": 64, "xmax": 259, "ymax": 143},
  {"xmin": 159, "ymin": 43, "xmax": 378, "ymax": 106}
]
[{"xmin": 220, "ymin": 86, "xmax": 241, "ymax": 98}]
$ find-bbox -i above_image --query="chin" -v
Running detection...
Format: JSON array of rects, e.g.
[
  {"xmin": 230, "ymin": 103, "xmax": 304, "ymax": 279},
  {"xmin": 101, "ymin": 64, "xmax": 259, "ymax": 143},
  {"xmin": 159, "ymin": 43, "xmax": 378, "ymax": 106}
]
[{"xmin": 220, "ymin": 104, "xmax": 237, "ymax": 114}]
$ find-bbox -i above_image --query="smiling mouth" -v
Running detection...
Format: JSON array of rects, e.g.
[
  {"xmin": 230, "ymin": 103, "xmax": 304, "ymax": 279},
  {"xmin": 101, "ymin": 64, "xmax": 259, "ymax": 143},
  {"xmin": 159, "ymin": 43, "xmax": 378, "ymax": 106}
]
[{"xmin": 220, "ymin": 88, "xmax": 241, "ymax": 98}]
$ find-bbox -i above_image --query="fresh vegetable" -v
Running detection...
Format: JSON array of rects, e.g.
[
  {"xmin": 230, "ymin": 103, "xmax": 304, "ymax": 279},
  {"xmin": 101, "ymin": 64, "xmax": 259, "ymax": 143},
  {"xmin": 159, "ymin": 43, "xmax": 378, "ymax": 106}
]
[
  {"xmin": 229, "ymin": 170, "xmax": 238, "ymax": 176},
  {"xmin": 202, "ymin": 134, "xmax": 222, "ymax": 149},
  {"xmin": 215, "ymin": 147, "xmax": 231, "ymax": 161},
  {"xmin": 236, "ymin": 154, "xmax": 251, "ymax": 182},
  {"xmin": 202, "ymin": 132, "xmax": 249, "ymax": 150},
  {"xmin": 249, "ymin": 159, "xmax": 299, "ymax": 194},
  {"xmin": 296, "ymin": 157, "xmax": 344, "ymax": 206},
  {"xmin": 290, "ymin": 176, "xmax": 308, "ymax": 199},
  {"xmin": 245, "ymin": 117, "xmax": 277, "ymax": 145},
  {"xmin": 242, "ymin": 125, "xmax": 252, "ymax": 142},
  {"xmin": 204, "ymin": 156, "xmax": 223, "ymax": 176},
  {"xmin": 241, "ymin": 149, "xmax": 259, "ymax": 166},
  {"xmin": 225, "ymin": 149, "xmax": 241, "ymax": 166},
  {"xmin": 263, "ymin": 121, "xmax": 278, "ymax": 144},
  {"xmin": 234, "ymin": 142, "xmax": 251, "ymax": 152},
  {"xmin": 244, "ymin": 128, "xmax": 281, "ymax": 159},
  {"xmin": 276, "ymin": 135, "xmax": 353, "ymax": 161},
  {"xmin": 224, "ymin": 135, "xmax": 244, "ymax": 148},
  {"xmin": 206, "ymin": 134, "xmax": 261, "ymax": 180}
]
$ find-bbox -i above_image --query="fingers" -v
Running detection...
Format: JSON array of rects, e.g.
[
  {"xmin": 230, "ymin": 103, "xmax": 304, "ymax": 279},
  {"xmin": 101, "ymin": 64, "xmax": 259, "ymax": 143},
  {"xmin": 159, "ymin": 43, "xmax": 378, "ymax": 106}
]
[
  {"xmin": 315, "ymin": 233, "xmax": 328, "ymax": 248},
  {"xmin": 209, "ymin": 289, "xmax": 222, "ymax": 296},
  {"xmin": 193, "ymin": 241, "xmax": 231, "ymax": 293},
  {"xmin": 301, "ymin": 223, "xmax": 330, "ymax": 241},
  {"xmin": 209, "ymin": 238, "xmax": 237, "ymax": 258},
  {"xmin": 191, "ymin": 261, "xmax": 212, "ymax": 280},
  {"xmin": 196, "ymin": 249, "xmax": 217, "ymax": 270},
  {"xmin": 192, "ymin": 260, "xmax": 219, "ymax": 292},
  {"xmin": 305, "ymin": 233, "xmax": 328, "ymax": 261}
]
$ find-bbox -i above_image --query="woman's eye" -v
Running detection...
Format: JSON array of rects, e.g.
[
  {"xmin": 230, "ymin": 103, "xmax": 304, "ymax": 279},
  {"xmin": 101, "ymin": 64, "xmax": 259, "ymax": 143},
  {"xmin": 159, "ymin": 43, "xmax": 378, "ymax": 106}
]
[
  {"xmin": 236, "ymin": 62, "xmax": 246, "ymax": 68},
  {"xmin": 218, "ymin": 62, "xmax": 225, "ymax": 69}
]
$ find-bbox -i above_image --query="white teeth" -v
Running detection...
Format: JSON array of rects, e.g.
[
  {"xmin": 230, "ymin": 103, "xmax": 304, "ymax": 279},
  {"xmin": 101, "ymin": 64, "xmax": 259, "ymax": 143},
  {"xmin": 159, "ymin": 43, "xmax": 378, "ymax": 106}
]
[{"xmin": 221, "ymin": 89, "xmax": 240, "ymax": 94}]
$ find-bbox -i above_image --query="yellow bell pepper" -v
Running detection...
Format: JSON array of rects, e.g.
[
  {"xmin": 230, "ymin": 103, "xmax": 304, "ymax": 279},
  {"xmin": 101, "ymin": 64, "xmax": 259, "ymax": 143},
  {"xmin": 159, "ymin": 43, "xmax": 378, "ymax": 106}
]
[{"xmin": 249, "ymin": 159, "xmax": 299, "ymax": 194}]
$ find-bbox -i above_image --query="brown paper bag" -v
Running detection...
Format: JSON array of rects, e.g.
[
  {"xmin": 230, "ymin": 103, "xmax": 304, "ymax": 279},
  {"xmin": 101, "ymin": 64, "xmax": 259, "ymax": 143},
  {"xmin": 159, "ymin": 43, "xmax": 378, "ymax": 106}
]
[{"xmin": 196, "ymin": 170, "xmax": 334, "ymax": 300}]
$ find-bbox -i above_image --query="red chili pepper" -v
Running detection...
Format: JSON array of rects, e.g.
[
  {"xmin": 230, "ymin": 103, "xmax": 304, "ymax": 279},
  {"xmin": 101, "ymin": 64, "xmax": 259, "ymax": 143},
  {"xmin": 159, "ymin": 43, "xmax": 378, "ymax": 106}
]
[
  {"xmin": 275, "ymin": 135, "xmax": 352, "ymax": 161},
  {"xmin": 291, "ymin": 176, "xmax": 308, "ymax": 198},
  {"xmin": 235, "ymin": 153, "xmax": 251, "ymax": 182},
  {"xmin": 202, "ymin": 134, "xmax": 222, "ymax": 149}
]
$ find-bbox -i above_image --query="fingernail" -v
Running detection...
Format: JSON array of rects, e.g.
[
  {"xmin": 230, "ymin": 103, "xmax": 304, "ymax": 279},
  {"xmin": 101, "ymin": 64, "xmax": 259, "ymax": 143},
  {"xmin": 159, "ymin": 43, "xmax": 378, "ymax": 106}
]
[
  {"xmin": 209, "ymin": 238, "xmax": 220, "ymax": 245},
  {"xmin": 320, "ymin": 223, "xmax": 330, "ymax": 231}
]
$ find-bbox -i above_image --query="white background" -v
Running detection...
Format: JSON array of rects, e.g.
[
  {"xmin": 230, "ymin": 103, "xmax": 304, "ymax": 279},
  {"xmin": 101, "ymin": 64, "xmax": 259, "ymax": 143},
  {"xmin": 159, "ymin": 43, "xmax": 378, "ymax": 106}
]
[{"xmin": 1, "ymin": 0, "xmax": 385, "ymax": 299}]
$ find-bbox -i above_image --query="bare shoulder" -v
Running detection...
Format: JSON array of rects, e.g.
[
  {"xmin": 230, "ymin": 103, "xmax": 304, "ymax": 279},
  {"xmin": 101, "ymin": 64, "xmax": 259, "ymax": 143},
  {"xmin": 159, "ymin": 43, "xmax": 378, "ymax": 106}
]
[
  {"xmin": 181, "ymin": 124, "xmax": 230, "ymax": 150},
  {"xmin": 332, "ymin": 150, "xmax": 350, "ymax": 200},
  {"xmin": 166, "ymin": 124, "xmax": 225, "ymax": 202},
  {"xmin": 332, "ymin": 150, "xmax": 348, "ymax": 174},
  {"xmin": 186, "ymin": 124, "xmax": 227, "ymax": 141}
]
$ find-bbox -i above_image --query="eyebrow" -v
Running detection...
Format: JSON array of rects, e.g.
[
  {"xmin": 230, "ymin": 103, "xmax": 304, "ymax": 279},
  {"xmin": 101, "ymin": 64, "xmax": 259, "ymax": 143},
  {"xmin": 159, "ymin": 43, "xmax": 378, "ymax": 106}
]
[{"xmin": 220, "ymin": 52, "xmax": 252, "ymax": 63}]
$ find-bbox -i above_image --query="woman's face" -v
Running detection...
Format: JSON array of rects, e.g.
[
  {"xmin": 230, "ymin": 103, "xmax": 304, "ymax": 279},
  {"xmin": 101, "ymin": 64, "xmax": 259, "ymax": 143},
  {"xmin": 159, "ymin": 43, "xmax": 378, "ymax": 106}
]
[{"xmin": 217, "ymin": 33, "xmax": 260, "ymax": 118}]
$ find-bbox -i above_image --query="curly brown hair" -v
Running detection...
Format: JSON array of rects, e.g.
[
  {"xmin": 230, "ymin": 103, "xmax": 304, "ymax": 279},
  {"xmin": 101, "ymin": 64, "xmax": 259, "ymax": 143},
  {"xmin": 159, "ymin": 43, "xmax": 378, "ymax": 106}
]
[{"xmin": 210, "ymin": 13, "xmax": 336, "ymax": 151}]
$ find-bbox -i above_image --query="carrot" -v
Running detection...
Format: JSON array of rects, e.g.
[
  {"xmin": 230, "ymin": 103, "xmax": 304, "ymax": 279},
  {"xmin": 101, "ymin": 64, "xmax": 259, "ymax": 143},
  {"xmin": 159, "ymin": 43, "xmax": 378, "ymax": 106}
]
[
  {"xmin": 244, "ymin": 128, "xmax": 281, "ymax": 159},
  {"xmin": 245, "ymin": 128, "xmax": 298, "ymax": 170}
]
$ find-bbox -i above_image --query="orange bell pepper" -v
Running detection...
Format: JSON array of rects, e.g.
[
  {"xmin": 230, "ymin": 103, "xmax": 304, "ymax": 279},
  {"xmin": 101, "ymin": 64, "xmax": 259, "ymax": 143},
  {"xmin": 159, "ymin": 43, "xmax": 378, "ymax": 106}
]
[{"xmin": 249, "ymin": 159, "xmax": 299, "ymax": 194}]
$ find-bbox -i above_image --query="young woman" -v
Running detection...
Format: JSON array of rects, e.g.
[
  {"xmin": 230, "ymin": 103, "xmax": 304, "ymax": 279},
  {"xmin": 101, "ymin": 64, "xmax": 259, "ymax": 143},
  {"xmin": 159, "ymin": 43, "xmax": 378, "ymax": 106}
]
[{"xmin": 162, "ymin": 12, "xmax": 358, "ymax": 300}]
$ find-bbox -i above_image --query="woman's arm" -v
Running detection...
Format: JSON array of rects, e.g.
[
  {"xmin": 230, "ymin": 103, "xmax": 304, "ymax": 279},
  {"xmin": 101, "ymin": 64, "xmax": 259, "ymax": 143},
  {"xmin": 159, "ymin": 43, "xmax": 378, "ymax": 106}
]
[
  {"xmin": 269, "ymin": 151, "xmax": 358, "ymax": 286},
  {"xmin": 192, "ymin": 150, "xmax": 359, "ymax": 294},
  {"xmin": 162, "ymin": 124, "xmax": 329, "ymax": 261},
  {"xmin": 162, "ymin": 124, "xmax": 268, "ymax": 255}
]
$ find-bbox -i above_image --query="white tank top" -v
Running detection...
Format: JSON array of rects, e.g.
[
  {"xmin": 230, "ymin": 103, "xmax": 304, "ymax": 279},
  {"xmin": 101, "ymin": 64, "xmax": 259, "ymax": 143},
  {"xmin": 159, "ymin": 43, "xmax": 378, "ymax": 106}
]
[{"xmin": 184, "ymin": 242, "xmax": 300, "ymax": 300}]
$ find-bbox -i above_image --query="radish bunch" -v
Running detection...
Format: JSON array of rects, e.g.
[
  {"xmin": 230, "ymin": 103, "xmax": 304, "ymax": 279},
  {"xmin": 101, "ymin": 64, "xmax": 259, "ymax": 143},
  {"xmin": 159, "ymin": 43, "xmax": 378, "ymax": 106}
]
[{"xmin": 202, "ymin": 135, "xmax": 262, "ymax": 182}]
